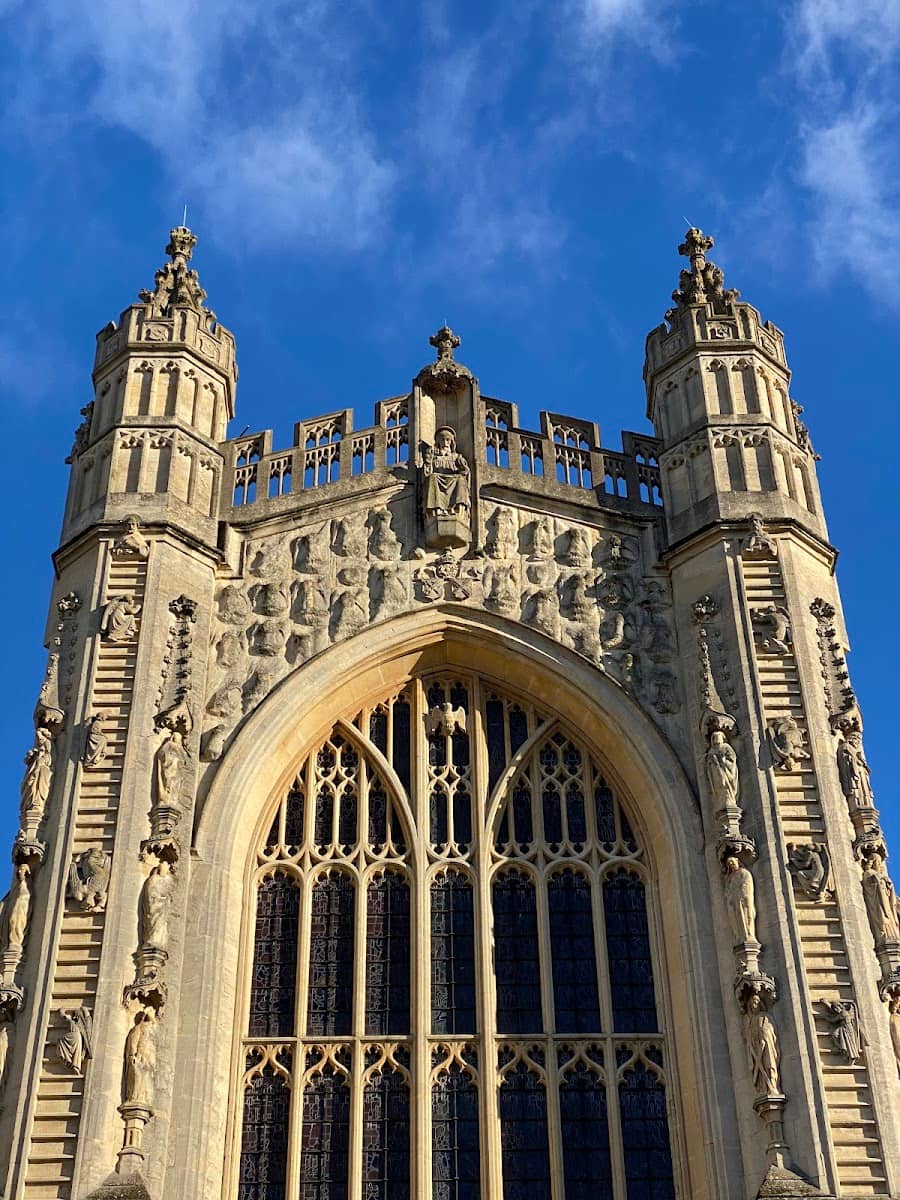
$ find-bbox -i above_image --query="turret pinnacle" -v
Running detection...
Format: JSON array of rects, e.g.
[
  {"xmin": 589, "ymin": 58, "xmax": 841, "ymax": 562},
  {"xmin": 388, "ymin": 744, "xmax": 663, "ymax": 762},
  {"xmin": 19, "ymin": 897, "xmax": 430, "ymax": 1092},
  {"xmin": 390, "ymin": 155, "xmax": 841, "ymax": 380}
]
[
  {"xmin": 139, "ymin": 225, "xmax": 213, "ymax": 319},
  {"xmin": 670, "ymin": 226, "xmax": 739, "ymax": 310}
]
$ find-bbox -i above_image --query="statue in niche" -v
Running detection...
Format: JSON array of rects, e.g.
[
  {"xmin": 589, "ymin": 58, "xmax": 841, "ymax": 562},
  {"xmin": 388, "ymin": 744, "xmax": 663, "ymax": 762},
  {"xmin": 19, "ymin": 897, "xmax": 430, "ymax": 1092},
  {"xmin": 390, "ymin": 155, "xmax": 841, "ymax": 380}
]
[
  {"xmin": 722, "ymin": 855, "xmax": 757, "ymax": 945},
  {"xmin": 0, "ymin": 864, "xmax": 31, "ymax": 951},
  {"xmin": 67, "ymin": 848, "xmax": 112, "ymax": 912},
  {"xmin": 751, "ymin": 604, "xmax": 792, "ymax": 655},
  {"xmin": 253, "ymin": 579, "xmax": 290, "ymax": 617},
  {"xmin": 422, "ymin": 428, "xmax": 471, "ymax": 550},
  {"xmin": 745, "ymin": 993, "xmax": 781, "ymax": 1098},
  {"xmin": 369, "ymin": 508, "xmax": 401, "ymax": 560},
  {"xmin": 486, "ymin": 507, "xmax": 518, "ymax": 560},
  {"xmin": 332, "ymin": 516, "xmax": 366, "ymax": 560},
  {"xmin": 565, "ymin": 527, "xmax": 592, "ymax": 568},
  {"xmin": 217, "ymin": 584, "xmax": 251, "ymax": 626},
  {"xmin": 100, "ymin": 595, "xmax": 141, "ymax": 642},
  {"xmin": 530, "ymin": 517, "xmax": 554, "ymax": 560},
  {"xmin": 139, "ymin": 861, "xmax": 175, "ymax": 951},
  {"xmin": 836, "ymin": 732, "xmax": 874, "ymax": 810},
  {"xmin": 82, "ymin": 711, "xmax": 111, "ymax": 769},
  {"xmin": 332, "ymin": 567, "xmax": 369, "ymax": 640},
  {"xmin": 293, "ymin": 578, "xmax": 328, "ymax": 629},
  {"xmin": 600, "ymin": 532, "xmax": 638, "ymax": 572},
  {"xmin": 57, "ymin": 1007, "xmax": 93, "ymax": 1074},
  {"xmin": 215, "ymin": 630, "xmax": 244, "ymax": 670},
  {"xmin": 112, "ymin": 516, "xmax": 150, "ymax": 560},
  {"xmin": 820, "ymin": 1000, "xmax": 863, "ymax": 1064},
  {"xmin": 484, "ymin": 564, "xmax": 518, "ymax": 616},
  {"xmin": 889, "ymin": 992, "xmax": 900, "ymax": 1078},
  {"xmin": 706, "ymin": 731, "xmax": 740, "ymax": 810},
  {"xmin": 124, "ymin": 1010, "xmax": 157, "ymax": 1107},
  {"xmin": 20, "ymin": 726, "xmax": 53, "ymax": 821},
  {"xmin": 768, "ymin": 715, "xmax": 809, "ymax": 771},
  {"xmin": 786, "ymin": 843, "xmax": 832, "ymax": 903},
  {"xmin": 861, "ymin": 851, "xmax": 900, "ymax": 945},
  {"xmin": 154, "ymin": 730, "xmax": 187, "ymax": 810},
  {"xmin": 373, "ymin": 565, "xmax": 407, "ymax": 621}
]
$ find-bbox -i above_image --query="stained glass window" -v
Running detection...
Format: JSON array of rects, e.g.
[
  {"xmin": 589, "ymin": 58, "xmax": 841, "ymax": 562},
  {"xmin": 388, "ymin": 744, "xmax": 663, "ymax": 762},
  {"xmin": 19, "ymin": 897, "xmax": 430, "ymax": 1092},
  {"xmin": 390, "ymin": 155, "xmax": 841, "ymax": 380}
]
[
  {"xmin": 238, "ymin": 1065, "xmax": 291, "ymax": 1200},
  {"xmin": 493, "ymin": 871, "xmax": 542, "ymax": 1034},
  {"xmin": 548, "ymin": 869, "xmax": 601, "ymax": 1033},
  {"xmin": 363, "ymin": 1068, "xmax": 410, "ymax": 1200},
  {"xmin": 248, "ymin": 874, "xmax": 299, "ymax": 1038},
  {"xmin": 307, "ymin": 872, "xmax": 355, "ymax": 1037},
  {"xmin": 301, "ymin": 1069, "xmax": 351, "ymax": 1200},
  {"xmin": 619, "ymin": 1057, "xmax": 676, "ymax": 1200},
  {"xmin": 559, "ymin": 1060, "xmax": 613, "ymax": 1199},
  {"xmin": 604, "ymin": 870, "xmax": 658, "ymax": 1033},
  {"xmin": 498, "ymin": 1061, "xmax": 551, "ymax": 1199},
  {"xmin": 431, "ymin": 873, "xmax": 476, "ymax": 1034},
  {"xmin": 366, "ymin": 872, "xmax": 411, "ymax": 1036},
  {"xmin": 432, "ymin": 1063, "xmax": 480, "ymax": 1200}
]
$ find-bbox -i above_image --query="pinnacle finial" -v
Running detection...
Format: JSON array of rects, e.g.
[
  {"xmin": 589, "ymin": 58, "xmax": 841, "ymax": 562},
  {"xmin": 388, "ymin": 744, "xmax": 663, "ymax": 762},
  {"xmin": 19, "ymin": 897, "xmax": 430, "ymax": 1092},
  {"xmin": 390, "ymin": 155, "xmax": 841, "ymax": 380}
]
[
  {"xmin": 139, "ymin": 225, "xmax": 211, "ymax": 318},
  {"xmin": 670, "ymin": 226, "xmax": 739, "ymax": 309},
  {"xmin": 429, "ymin": 324, "xmax": 460, "ymax": 362}
]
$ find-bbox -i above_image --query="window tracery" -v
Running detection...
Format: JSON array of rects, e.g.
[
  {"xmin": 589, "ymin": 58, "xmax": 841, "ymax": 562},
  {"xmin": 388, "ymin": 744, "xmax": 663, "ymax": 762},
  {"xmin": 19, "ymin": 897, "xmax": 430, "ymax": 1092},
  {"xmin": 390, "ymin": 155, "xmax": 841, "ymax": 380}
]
[{"xmin": 235, "ymin": 673, "xmax": 677, "ymax": 1198}]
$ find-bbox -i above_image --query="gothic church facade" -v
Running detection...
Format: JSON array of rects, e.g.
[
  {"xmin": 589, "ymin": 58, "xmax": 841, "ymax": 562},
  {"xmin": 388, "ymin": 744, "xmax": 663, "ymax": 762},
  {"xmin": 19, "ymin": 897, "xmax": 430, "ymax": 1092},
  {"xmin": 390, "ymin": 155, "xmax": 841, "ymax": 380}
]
[{"xmin": 0, "ymin": 227, "xmax": 898, "ymax": 1200}]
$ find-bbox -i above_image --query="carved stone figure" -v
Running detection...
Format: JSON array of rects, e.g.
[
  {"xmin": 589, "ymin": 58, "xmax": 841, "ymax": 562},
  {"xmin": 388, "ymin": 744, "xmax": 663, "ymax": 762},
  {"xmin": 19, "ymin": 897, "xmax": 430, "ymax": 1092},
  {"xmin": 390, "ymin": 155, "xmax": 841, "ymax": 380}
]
[
  {"xmin": 82, "ymin": 711, "xmax": 110, "ymax": 769},
  {"xmin": 124, "ymin": 1011, "xmax": 157, "ymax": 1107},
  {"xmin": 251, "ymin": 618, "xmax": 289, "ymax": 657},
  {"xmin": 215, "ymin": 631, "xmax": 245, "ymax": 670},
  {"xmin": 861, "ymin": 852, "xmax": 900, "ymax": 945},
  {"xmin": 530, "ymin": 518, "xmax": 554, "ymax": 560},
  {"xmin": 751, "ymin": 604, "xmax": 792, "ymax": 655},
  {"xmin": 200, "ymin": 725, "xmax": 228, "ymax": 763},
  {"xmin": 217, "ymin": 584, "xmax": 251, "ymax": 626},
  {"xmin": 426, "ymin": 703, "xmax": 466, "ymax": 737},
  {"xmin": 0, "ymin": 1021, "xmax": 9, "ymax": 1091},
  {"xmin": 836, "ymin": 732, "xmax": 874, "ymax": 810},
  {"xmin": 598, "ymin": 574, "xmax": 634, "ymax": 609},
  {"xmin": 332, "ymin": 567, "xmax": 369, "ymax": 639},
  {"xmin": 484, "ymin": 564, "xmax": 518, "ymax": 616},
  {"xmin": 529, "ymin": 589, "xmax": 559, "ymax": 637},
  {"xmin": 20, "ymin": 726, "xmax": 53, "ymax": 819},
  {"xmin": 786, "ymin": 843, "xmax": 832, "ymax": 902},
  {"xmin": 369, "ymin": 508, "xmax": 401, "ymax": 560},
  {"xmin": 486, "ymin": 507, "xmax": 518, "ymax": 560},
  {"xmin": 206, "ymin": 678, "xmax": 243, "ymax": 720},
  {"xmin": 640, "ymin": 584, "xmax": 675, "ymax": 661},
  {"xmin": 745, "ymin": 994, "xmax": 781, "ymax": 1098},
  {"xmin": 0, "ymin": 865, "xmax": 31, "ymax": 951},
  {"xmin": 332, "ymin": 517, "xmax": 366, "ymax": 559},
  {"xmin": 744, "ymin": 512, "xmax": 778, "ymax": 558},
  {"xmin": 821, "ymin": 1000, "xmax": 863, "ymax": 1063},
  {"xmin": 248, "ymin": 538, "xmax": 286, "ymax": 579},
  {"xmin": 565, "ymin": 527, "xmax": 592, "ymax": 568},
  {"xmin": 154, "ymin": 730, "xmax": 187, "ymax": 810},
  {"xmin": 706, "ymin": 731, "xmax": 740, "ymax": 810},
  {"xmin": 561, "ymin": 573, "xmax": 593, "ymax": 623},
  {"xmin": 57, "ymin": 1007, "xmax": 93, "ymax": 1074},
  {"xmin": 66, "ymin": 401, "xmax": 94, "ymax": 463},
  {"xmin": 651, "ymin": 668, "xmax": 679, "ymax": 714},
  {"xmin": 100, "ymin": 595, "xmax": 141, "ymax": 642},
  {"xmin": 67, "ymin": 848, "xmax": 112, "ymax": 912},
  {"xmin": 723, "ymin": 855, "xmax": 757, "ymax": 945},
  {"xmin": 768, "ymin": 715, "xmax": 809, "ymax": 771},
  {"xmin": 112, "ymin": 516, "xmax": 150, "ymax": 559},
  {"xmin": 139, "ymin": 862, "xmax": 175, "ymax": 951},
  {"xmin": 253, "ymin": 579, "xmax": 290, "ymax": 617},
  {"xmin": 422, "ymin": 428, "xmax": 471, "ymax": 549},
  {"xmin": 601, "ymin": 533, "xmax": 638, "ymax": 572},
  {"xmin": 373, "ymin": 566, "xmax": 407, "ymax": 621},
  {"xmin": 889, "ymin": 992, "xmax": 900, "ymax": 1079}
]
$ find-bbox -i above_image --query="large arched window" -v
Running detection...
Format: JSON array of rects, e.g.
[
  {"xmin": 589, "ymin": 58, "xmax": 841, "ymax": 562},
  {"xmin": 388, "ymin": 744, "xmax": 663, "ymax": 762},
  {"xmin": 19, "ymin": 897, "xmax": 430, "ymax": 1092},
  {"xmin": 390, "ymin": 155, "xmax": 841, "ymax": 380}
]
[{"xmin": 236, "ymin": 675, "xmax": 677, "ymax": 1197}]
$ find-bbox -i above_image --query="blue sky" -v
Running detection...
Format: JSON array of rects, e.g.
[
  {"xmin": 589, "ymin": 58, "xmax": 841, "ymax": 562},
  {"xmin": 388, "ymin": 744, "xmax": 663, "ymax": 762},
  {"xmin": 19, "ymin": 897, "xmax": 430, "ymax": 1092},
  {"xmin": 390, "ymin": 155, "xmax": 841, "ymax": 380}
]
[{"xmin": 0, "ymin": 0, "xmax": 897, "ymax": 869}]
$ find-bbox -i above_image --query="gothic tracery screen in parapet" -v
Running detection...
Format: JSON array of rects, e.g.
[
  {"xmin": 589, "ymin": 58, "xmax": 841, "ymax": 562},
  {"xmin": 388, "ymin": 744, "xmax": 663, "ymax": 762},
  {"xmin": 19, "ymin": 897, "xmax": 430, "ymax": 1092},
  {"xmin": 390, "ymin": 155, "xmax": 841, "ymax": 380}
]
[{"xmin": 235, "ymin": 673, "xmax": 677, "ymax": 1200}]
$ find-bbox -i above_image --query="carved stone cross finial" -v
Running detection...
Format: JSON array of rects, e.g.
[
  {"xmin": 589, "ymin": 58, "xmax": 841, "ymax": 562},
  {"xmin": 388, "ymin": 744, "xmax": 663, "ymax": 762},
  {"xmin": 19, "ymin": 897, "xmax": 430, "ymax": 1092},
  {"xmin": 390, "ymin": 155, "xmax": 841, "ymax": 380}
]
[
  {"xmin": 429, "ymin": 325, "xmax": 461, "ymax": 362},
  {"xmin": 139, "ymin": 226, "xmax": 211, "ymax": 317},
  {"xmin": 165, "ymin": 225, "xmax": 197, "ymax": 266},
  {"xmin": 671, "ymin": 226, "xmax": 739, "ymax": 309}
]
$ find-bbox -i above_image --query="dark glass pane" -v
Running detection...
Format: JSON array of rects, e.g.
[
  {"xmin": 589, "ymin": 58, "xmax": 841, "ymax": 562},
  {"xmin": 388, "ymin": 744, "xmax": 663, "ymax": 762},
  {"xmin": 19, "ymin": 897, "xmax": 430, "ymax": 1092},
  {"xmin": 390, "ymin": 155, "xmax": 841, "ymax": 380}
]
[
  {"xmin": 393, "ymin": 698, "xmax": 412, "ymax": 794},
  {"xmin": 512, "ymin": 781, "xmax": 533, "ymax": 845},
  {"xmin": 369, "ymin": 709, "xmax": 388, "ymax": 756},
  {"xmin": 338, "ymin": 783, "xmax": 358, "ymax": 847},
  {"xmin": 542, "ymin": 782, "xmax": 563, "ymax": 846},
  {"xmin": 431, "ymin": 875, "xmax": 476, "ymax": 1034},
  {"xmin": 363, "ymin": 1070, "xmax": 410, "ymax": 1200},
  {"xmin": 495, "ymin": 808, "xmax": 510, "ymax": 848},
  {"xmin": 430, "ymin": 787, "xmax": 449, "ymax": 846},
  {"xmin": 432, "ymin": 1064, "xmax": 480, "ymax": 1200},
  {"xmin": 508, "ymin": 707, "xmax": 528, "ymax": 754},
  {"xmin": 307, "ymin": 873, "xmax": 355, "ymax": 1036},
  {"xmin": 594, "ymin": 778, "xmax": 616, "ymax": 847},
  {"xmin": 301, "ymin": 1071, "xmax": 351, "ymax": 1200},
  {"xmin": 453, "ymin": 787, "xmax": 472, "ymax": 848},
  {"xmin": 566, "ymin": 779, "xmax": 587, "ymax": 844},
  {"xmin": 366, "ymin": 873, "xmax": 411, "ymax": 1035},
  {"xmin": 284, "ymin": 782, "xmax": 305, "ymax": 847},
  {"xmin": 486, "ymin": 698, "xmax": 506, "ymax": 793},
  {"xmin": 238, "ymin": 1066, "xmax": 290, "ymax": 1199},
  {"xmin": 560, "ymin": 1064, "xmax": 613, "ymax": 1199},
  {"xmin": 604, "ymin": 870, "xmax": 657, "ymax": 1033},
  {"xmin": 315, "ymin": 784, "xmax": 334, "ymax": 846},
  {"xmin": 264, "ymin": 813, "xmax": 279, "ymax": 853},
  {"xmin": 368, "ymin": 777, "xmax": 388, "ymax": 846},
  {"xmin": 499, "ymin": 1064, "xmax": 551, "ymax": 1199},
  {"xmin": 619, "ymin": 809, "xmax": 639, "ymax": 853},
  {"xmin": 249, "ymin": 874, "xmax": 299, "ymax": 1038},
  {"xmin": 619, "ymin": 1062, "xmax": 676, "ymax": 1199},
  {"xmin": 548, "ymin": 870, "xmax": 600, "ymax": 1033},
  {"xmin": 493, "ymin": 872, "xmax": 542, "ymax": 1034}
]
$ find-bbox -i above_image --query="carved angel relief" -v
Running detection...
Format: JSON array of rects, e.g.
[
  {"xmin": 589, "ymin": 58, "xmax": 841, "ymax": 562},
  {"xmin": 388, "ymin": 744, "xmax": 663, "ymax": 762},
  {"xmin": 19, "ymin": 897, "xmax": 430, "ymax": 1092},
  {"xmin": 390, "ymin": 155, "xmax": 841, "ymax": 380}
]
[{"xmin": 67, "ymin": 848, "xmax": 111, "ymax": 912}]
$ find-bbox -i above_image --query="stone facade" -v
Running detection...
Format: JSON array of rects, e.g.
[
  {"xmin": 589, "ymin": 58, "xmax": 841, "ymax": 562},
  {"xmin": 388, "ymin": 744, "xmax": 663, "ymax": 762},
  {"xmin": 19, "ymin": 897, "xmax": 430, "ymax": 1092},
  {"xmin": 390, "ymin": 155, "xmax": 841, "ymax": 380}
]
[{"xmin": 0, "ymin": 227, "xmax": 897, "ymax": 1200}]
